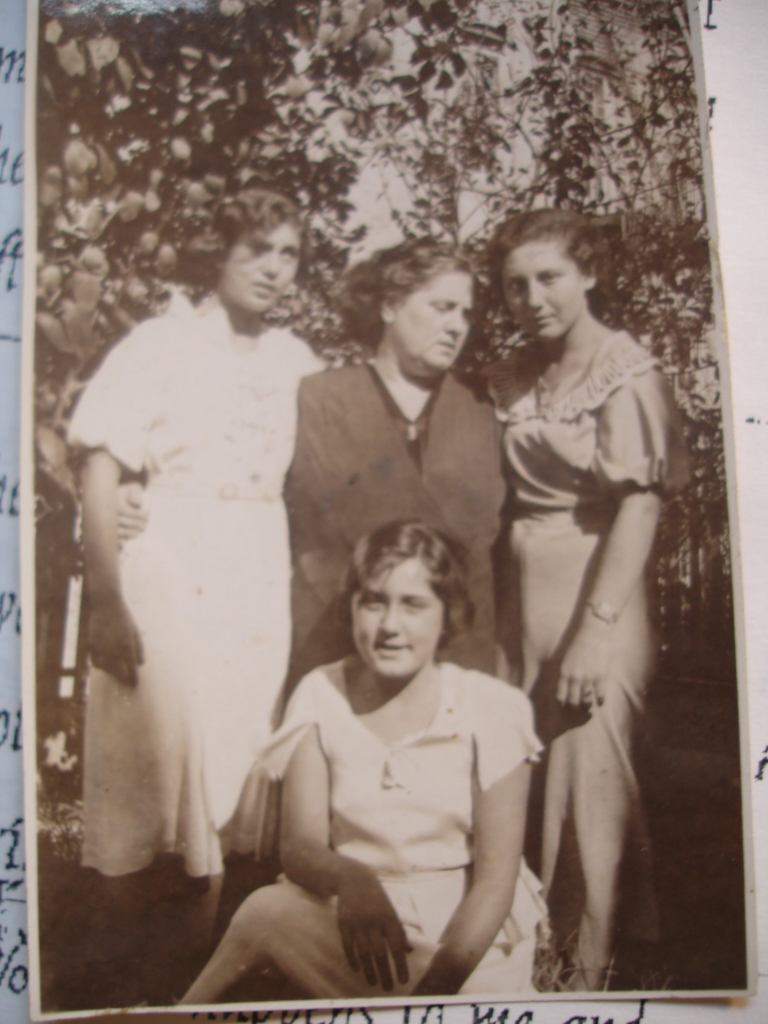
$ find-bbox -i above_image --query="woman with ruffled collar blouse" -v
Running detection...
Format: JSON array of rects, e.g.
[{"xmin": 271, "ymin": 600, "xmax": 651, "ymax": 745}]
[{"xmin": 487, "ymin": 209, "xmax": 689, "ymax": 990}]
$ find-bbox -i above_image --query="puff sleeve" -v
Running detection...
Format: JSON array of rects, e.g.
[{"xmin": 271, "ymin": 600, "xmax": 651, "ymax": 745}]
[
  {"xmin": 67, "ymin": 321, "xmax": 164, "ymax": 473},
  {"xmin": 470, "ymin": 674, "xmax": 542, "ymax": 791},
  {"xmin": 593, "ymin": 368, "xmax": 690, "ymax": 496},
  {"xmin": 258, "ymin": 671, "xmax": 328, "ymax": 780}
]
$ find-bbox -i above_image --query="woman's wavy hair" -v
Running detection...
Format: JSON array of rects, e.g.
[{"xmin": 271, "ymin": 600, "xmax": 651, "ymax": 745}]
[
  {"xmin": 184, "ymin": 187, "xmax": 305, "ymax": 292},
  {"xmin": 334, "ymin": 238, "xmax": 473, "ymax": 347},
  {"xmin": 488, "ymin": 208, "xmax": 601, "ymax": 286},
  {"xmin": 337, "ymin": 520, "xmax": 475, "ymax": 650}
]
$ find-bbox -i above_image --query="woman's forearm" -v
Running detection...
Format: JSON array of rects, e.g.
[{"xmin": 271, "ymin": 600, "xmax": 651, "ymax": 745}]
[
  {"xmin": 415, "ymin": 765, "xmax": 530, "ymax": 996},
  {"xmin": 414, "ymin": 869, "xmax": 520, "ymax": 995},
  {"xmin": 282, "ymin": 836, "xmax": 373, "ymax": 899},
  {"xmin": 584, "ymin": 489, "xmax": 662, "ymax": 623},
  {"xmin": 80, "ymin": 449, "xmax": 123, "ymax": 602},
  {"xmin": 280, "ymin": 728, "xmax": 379, "ymax": 900}
]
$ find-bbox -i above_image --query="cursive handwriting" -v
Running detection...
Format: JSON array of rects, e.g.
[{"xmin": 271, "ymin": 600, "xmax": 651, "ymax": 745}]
[{"xmin": 0, "ymin": 49, "xmax": 23, "ymax": 85}]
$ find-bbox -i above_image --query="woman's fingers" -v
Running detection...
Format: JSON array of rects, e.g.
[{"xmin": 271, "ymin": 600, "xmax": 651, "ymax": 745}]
[
  {"xmin": 383, "ymin": 919, "xmax": 411, "ymax": 985},
  {"xmin": 592, "ymin": 674, "xmax": 607, "ymax": 707},
  {"xmin": 339, "ymin": 924, "xmax": 360, "ymax": 973},
  {"xmin": 340, "ymin": 925, "xmax": 409, "ymax": 990},
  {"xmin": 358, "ymin": 927, "xmax": 390, "ymax": 988},
  {"xmin": 372, "ymin": 948, "xmax": 393, "ymax": 990},
  {"xmin": 557, "ymin": 673, "xmax": 598, "ymax": 707},
  {"xmin": 356, "ymin": 941, "xmax": 378, "ymax": 987}
]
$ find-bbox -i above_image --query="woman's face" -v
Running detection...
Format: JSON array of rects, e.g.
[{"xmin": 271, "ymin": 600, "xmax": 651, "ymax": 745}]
[
  {"xmin": 217, "ymin": 221, "xmax": 300, "ymax": 318},
  {"xmin": 380, "ymin": 270, "xmax": 473, "ymax": 379},
  {"xmin": 352, "ymin": 557, "xmax": 445, "ymax": 683},
  {"xmin": 501, "ymin": 239, "xmax": 595, "ymax": 343}
]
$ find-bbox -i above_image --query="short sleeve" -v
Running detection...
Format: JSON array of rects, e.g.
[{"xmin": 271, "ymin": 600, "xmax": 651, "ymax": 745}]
[
  {"xmin": 258, "ymin": 671, "xmax": 327, "ymax": 779},
  {"xmin": 471, "ymin": 676, "xmax": 542, "ymax": 791},
  {"xmin": 593, "ymin": 368, "xmax": 690, "ymax": 496},
  {"xmin": 67, "ymin": 321, "xmax": 163, "ymax": 473}
]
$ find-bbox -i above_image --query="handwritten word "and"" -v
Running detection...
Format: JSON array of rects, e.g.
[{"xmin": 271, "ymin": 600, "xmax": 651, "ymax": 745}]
[{"xmin": 191, "ymin": 1001, "xmax": 648, "ymax": 1024}]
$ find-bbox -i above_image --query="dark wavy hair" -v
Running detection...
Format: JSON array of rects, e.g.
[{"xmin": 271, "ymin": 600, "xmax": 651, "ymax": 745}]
[
  {"xmin": 338, "ymin": 520, "xmax": 474, "ymax": 649},
  {"xmin": 488, "ymin": 208, "xmax": 601, "ymax": 286},
  {"xmin": 334, "ymin": 238, "xmax": 473, "ymax": 347}
]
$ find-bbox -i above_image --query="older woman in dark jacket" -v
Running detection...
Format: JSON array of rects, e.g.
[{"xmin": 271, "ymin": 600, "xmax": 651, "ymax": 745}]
[{"xmin": 285, "ymin": 238, "xmax": 507, "ymax": 685}]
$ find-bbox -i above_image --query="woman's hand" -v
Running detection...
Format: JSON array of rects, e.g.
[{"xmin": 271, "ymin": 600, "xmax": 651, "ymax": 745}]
[
  {"xmin": 411, "ymin": 947, "xmax": 465, "ymax": 996},
  {"xmin": 337, "ymin": 864, "xmax": 411, "ymax": 991},
  {"xmin": 88, "ymin": 593, "xmax": 144, "ymax": 686},
  {"xmin": 116, "ymin": 482, "xmax": 148, "ymax": 546},
  {"xmin": 556, "ymin": 617, "xmax": 613, "ymax": 708}
]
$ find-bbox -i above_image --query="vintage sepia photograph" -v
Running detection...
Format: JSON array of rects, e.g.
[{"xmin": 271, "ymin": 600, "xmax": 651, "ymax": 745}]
[{"xmin": 23, "ymin": 0, "xmax": 751, "ymax": 1015}]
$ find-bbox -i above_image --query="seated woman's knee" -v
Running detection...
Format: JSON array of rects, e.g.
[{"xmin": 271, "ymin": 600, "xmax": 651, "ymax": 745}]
[{"xmin": 227, "ymin": 885, "xmax": 287, "ymax": 954}]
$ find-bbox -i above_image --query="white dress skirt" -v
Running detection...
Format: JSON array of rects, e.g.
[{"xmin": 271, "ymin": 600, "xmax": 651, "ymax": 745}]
[{"xmin": 69, "ymin": 301, "xmax": 321, "ymax": 878}]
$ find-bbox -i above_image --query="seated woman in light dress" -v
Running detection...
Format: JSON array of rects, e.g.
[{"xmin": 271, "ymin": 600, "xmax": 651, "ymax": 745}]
[
  {"xmin": 68, "ymin": 189, "xmax": 321, "ymax": 985},
  {"xmin": 486, "ymin": 209, "xmax": 690, "ymax": 989},
  {"xmin": 181, "ymin": 520, "xmax": 545, "ymax": 1003}
]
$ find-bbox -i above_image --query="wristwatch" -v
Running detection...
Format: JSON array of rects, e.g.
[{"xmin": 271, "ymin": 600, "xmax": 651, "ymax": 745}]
[{"xmin": 586, "ymin": 600, "xmax": 619, "ymax": 626}]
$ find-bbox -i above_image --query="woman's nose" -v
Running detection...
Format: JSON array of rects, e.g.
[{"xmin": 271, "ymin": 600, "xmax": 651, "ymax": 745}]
[
  {"xmin": 380, "ymin": 603, "xmax": 402, "ymax": 633},
  {"xmin": 260, "ymin": 251, "xmax": 281, "ymax": 279},
  {"xmin": 527, "ymin": 281, "xmax": 545, "ymax": 309},
  {"xmin": 446, "ymin": 309, "xmax": 468, "ymax": 336}
]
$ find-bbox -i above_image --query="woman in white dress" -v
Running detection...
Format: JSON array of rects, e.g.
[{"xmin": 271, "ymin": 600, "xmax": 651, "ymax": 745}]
[
  {"xmin": 68, "ymin": 189, "xmax": 320, "ymax": 982},
  {"xmin": 181, "ymin": 520, "xmax": 546, "ymax": 1004}
]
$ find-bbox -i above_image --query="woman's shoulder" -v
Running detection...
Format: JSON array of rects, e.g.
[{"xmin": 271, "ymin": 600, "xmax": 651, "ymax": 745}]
[
  {"xmin": 584, "ymin": 331, "xmax": 660, "ymax": 404},
  {"xmin": 442, "ymin": 368, "xmax": 497, "ymax": 413},
  {"xmin": 297, "ymin": 363, "xmax": 372, "ymax": 412},
  {"xmin": 441, "ymin": 663, "xmax": 534, "ymax": 719},
  {"xmin": 548, "ymin": 331, "xmax": 660, "ymax": 422},
  {"xmin": 87, "ymin": 311, "xmax": 191, "ymax": 379},
  {"xmin": 440, "ymin": 664, "xmax": 542, "ymax": 782},
  {"xmin": 483, "ymin": 346, "xmax": 544, "ymax": 419},
  {"xmin": 288, "ymin": 660, "xmax": 349, "ymax": 717}
]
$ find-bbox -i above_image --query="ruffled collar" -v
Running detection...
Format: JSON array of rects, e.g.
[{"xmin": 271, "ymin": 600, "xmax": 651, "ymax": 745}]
[{"xmin": 487, "ymin": 331, "xmax": 658, "ymax": 426}]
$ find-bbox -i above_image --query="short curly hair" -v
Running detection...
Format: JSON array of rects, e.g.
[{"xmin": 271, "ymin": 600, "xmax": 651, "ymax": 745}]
[
  {"xmin": 215, "ymin": 188, "xmax": 303, "ymax": 255},
  {"xmin": 337, "ymin": 520, "xmax": 474, "ymax": 650},
  {"xmin": 488, "ymin": 208, "xmax": 600, "ymax": 286},
  {"xmin": 334, "ymin": 238, "xmax": 473, "ymax": 347},
  {"xmin": 183, "ymin": 187, "xmax": 305, "ymax": 292}
]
